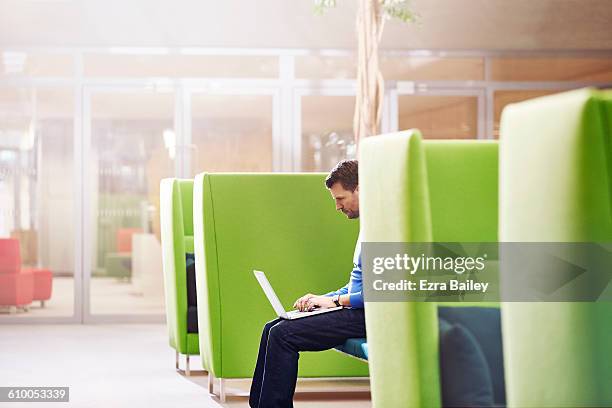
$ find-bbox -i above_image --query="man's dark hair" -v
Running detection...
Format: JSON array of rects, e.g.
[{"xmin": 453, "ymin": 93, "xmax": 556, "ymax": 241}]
[{"xmin": 325, "ymin": 160, "xmax": 358, "ymax": 192}]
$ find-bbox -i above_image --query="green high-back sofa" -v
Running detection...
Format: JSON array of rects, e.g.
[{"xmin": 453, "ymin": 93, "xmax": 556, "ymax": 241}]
[
  {"xmin": 359, "ymin": 131, "xmax": 499, "ymax": 408},
  {"xmin": 192, "ymin": 173, "xmax": 369, "ymax": 383},
  {"xmin": 499, "ymin": 88, "xmax": 612, "ymax": 407},
  {"xmin": 160, "ymin": 178, "xmax": 201, "ymax": 373}
]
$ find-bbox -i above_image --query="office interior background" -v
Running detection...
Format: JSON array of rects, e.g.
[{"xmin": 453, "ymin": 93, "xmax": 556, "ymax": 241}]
[{"xmin": 0, "ymin": 0, "xmax": 611, "ymax": 406}]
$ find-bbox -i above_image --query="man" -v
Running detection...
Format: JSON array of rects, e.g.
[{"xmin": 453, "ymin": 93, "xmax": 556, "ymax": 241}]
[{"xmin": 249, "ymin": 159, "xmax": 366, "ymax": 408}]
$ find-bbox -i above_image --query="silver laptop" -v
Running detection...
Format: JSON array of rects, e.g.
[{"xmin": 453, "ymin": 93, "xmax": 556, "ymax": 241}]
[{"xmin": 253, "ymin": 270, "xmax": 342, "ymax": 320}]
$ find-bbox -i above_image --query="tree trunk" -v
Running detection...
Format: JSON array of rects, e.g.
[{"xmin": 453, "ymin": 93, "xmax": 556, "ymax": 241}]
[{"xmin": 354, "ymin": 0, "xmax": 386, "ymax": 145}]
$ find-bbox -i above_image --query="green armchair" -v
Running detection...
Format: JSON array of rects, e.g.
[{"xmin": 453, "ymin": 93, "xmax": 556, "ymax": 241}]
[
  {"xmin": 193, "ymin": 173, "xmax": 369, "ymax": 401},
  {"xmin": 160, "ymin": 178, "xmax": 202, "ymax": 376},
  {"xmin": 359, "ymin": 131, "xmax": 500, "ymax": 408},
  {"xmin": 499, "ymin": 88, "xmax": 612, "ymax": 407}
]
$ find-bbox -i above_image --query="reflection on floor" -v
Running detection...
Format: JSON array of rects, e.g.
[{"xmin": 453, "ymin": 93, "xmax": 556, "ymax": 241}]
[
  {"xmin": 0, "ymin": 276, "xmax": 165, "ymax": 318},
  {"xmin": 0, "ymin": 324, "xmax": 371, "ymax": 408},
  {"xmin": 90, "ymin": 277, "xmax": 164, "ymax": 315}
]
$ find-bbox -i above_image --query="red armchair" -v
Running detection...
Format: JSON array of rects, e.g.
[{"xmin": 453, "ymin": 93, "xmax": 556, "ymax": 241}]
[
  {"xmin": 23, "ymin": 268, "xmax": 53, "ymax": 307},
  {"xmin": 0, "ymin": 238, "xmax": 34, "ymax": 311},
  {"xmin": 0, "ymin": 238, "xmax": 53, "ymax": 311},
  {"xmin": 116, "ymin": 228, "xmax": 142, "ymax": 253}
]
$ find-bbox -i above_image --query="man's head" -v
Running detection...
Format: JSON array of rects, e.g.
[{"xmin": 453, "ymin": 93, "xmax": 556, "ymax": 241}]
[{"xmin": 325, "ymin": 160, "xmax": 359, "ymax": 219}]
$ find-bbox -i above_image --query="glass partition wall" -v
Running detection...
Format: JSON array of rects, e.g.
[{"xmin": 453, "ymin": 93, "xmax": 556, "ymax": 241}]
[
  {"xmin": 298, "ymin": 93, "xmax": 356, "ymax": 172},
  {"xmin": 0, "ymin": 86, "xmax": 75, "ymax": 319},
  {"xmin": 0, "ymin": 49, "xmax": 610, "ymax": 323},
  {"xmin": 190, "ymin": 92, "xmax": 277, "ymax": 173}
]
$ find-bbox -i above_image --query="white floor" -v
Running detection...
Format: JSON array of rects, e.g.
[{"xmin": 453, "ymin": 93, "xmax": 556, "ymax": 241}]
[
  {"xmin": 0, "ymin": 276, "xmax": 165, "ymax": 319},
  {"xmin": 0, "ymin": 324, "xmax": 371, "ymax": 408}
]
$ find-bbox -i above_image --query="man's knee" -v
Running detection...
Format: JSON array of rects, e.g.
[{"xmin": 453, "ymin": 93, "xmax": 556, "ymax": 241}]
[
  {"xmin": 262, "ymin": 319, "xmax": 280, "ymax": 335},
  {"xmin": 268, "ymin": 320, "xmax": 294, "ymax": 344}
]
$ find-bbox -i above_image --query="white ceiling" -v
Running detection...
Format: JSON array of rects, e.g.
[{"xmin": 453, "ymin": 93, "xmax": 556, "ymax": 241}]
[{"xmin": 0, "ymin": 0, "xmax": 611, "ymax": 50}]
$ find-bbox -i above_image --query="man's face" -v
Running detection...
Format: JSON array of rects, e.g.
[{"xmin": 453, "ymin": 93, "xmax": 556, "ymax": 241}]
[{"xmin": 328, "ymin": 182, "xmax": 359, "ymax": 219}]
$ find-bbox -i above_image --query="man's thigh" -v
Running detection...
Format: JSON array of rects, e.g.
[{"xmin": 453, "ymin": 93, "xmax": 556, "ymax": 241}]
[{"xmin": 270, "ymin": 308, "xmax": 366, "ymax": 352}]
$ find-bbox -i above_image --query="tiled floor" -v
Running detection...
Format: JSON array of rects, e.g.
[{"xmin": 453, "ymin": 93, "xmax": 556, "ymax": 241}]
[{"xmin": 0, "ymin": 324, "xmax": 371, "ymax": 408}]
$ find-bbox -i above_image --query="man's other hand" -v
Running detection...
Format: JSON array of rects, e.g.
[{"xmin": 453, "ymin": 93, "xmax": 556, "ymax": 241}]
[
  {"xmin": 305, "ymin": 295, "xmax": 336, "ymax": 311},
  {"xmin": 293, "ymin": 293, "xmax": 316, "ymax": 311}
]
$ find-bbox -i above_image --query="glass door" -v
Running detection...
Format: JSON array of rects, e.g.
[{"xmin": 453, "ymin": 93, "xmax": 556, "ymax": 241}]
[{"xmin": 83, "ymin": 86, "xmax": 176, "ymax": 320}]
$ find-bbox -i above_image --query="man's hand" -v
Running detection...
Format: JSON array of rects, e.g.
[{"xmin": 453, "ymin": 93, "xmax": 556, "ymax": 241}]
[
  {"xmin": 304, "ymin": 295, "xmax": 336, "ymax": 310},
  {"xmin": 293, "ymin": 293, "xmax": 316, "ymax": 312}
]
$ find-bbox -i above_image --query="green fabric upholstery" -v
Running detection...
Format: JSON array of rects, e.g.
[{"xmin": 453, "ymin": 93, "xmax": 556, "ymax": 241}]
[
  {"xmin": 359, "ymin": 130, "xmax": 499, "ymax": 408},
  {"xmin": 193, "ymin": 173, "xmax": 369, "ymax": 379},
  {"xmin": 425, "ymin": 141, "xmax": 498, "ymax": 242},
  {"xmin": 184, "ymin": 236, "xmax": 194, "ymax": 254},
  {"xmin": 160, "ymin": 178, "xmax": 200, "ymax": 357},
  {"xmin": 499, "ymin": 88, "xmax": 612, "ymax": 407}
]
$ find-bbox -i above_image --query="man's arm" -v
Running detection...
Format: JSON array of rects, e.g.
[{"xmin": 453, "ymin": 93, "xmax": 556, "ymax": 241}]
[
  {"xmin": 305, "ymin": 290, "xmax": 362, "ymax": 309},
  {"xmin": 336, "ymin": 294, "xmax": 352, "ymax": 307},
  {"xmin": 293, "ymin": 292, "xmax": 347, "ymax": 311},
  {"xmin": 323, "ymin": 283, "xmax": 349, "ymax": 297},
  {"xmin": 293, "ymin": 293, "xmax": 316, "ymax": 311},
  {"xmin": 295, "ymin": 246, "xmax": 363, "ymax": 310}
]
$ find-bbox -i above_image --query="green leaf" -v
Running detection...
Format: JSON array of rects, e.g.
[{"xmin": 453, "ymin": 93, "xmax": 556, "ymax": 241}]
[{"xmin": 313, "ymin": 0, "xmax": 338, "ymax": 16}]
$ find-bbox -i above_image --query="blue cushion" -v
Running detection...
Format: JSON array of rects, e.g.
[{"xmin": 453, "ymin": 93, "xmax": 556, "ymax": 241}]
[
  {"xmin": 438, "ymin": 307, "xmax": 505, "ymax": 405},
  {"xmin": 335, "ymin": 337, "xmax": 368, "ymax": 360},
  {"xmin": 439, "ymin": 318, "xmax": 495, "ymax": 407},
  {"xmin": 361, "ymin": 342, "xmax": 368, "ymax": 359}
]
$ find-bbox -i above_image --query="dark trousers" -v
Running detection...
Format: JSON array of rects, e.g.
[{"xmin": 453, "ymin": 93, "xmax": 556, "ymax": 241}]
[{"xmin": 249, "ymin": 308, "xmax": 366, "ymax": 408}]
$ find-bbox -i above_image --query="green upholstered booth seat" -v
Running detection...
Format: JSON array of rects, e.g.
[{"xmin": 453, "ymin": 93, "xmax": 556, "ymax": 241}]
[
  {"xmin": 359, "ymin": 131, "xmax": 500, "ymax": 408},
  {"xmin": 333, "ymin": 308, "xmax": 505, "ymax": 392},
  {"xmin": 103, "ymin": 252, "xmax": 131, "ymax": 279},
  {"xmin": 193, "ymin": 173, "xmax": 369, "ymax": 380},
  {"xmin": 499, "ymin": 88, "xmax": 612, "ymax": 407},
  {"xmin": 160, "ymin": 179, "xmax": 200, "ymax": 361},
  {"xmin": 184, "ymin": 236, "xmax": 194, "ymax": 254}
]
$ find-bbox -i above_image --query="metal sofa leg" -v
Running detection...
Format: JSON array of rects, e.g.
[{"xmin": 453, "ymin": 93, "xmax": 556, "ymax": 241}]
[
  {"xmin": 207, "ymin": 373, "xmax": 226, "ymax": 402},
  {"xmin": 208, "ymin": 372, "xmax": 214, "ymax": 395},
  {"xmin": 219, "ymin": 378, "xmax": 226, "ymax": 403},
  {"xmin": 185, "ymin": 354, "xmax": 191, "ymax": 376},
  {"xmin": 40, "ymin": 300, "xmax": 45, "ymax": 308}
]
